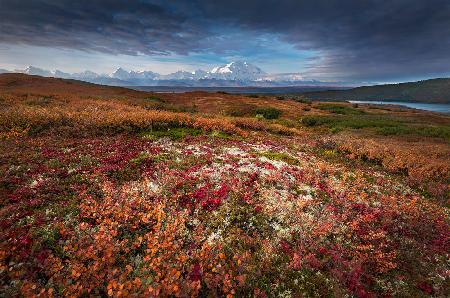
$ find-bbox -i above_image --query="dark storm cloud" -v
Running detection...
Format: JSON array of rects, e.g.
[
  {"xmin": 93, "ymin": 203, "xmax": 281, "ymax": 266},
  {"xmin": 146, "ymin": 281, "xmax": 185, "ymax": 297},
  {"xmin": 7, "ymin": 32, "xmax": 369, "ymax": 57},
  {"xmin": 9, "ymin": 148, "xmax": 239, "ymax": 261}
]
[
  {"xmin": 0, "ymin": 0, "xmax": 449, "ymax": 81},
  {"xmin": 198, "ymin": 0, "xmax": 450, "ymax": 81},
  {"xmin": 0, "ymin": 0, "xmax": 209, "ymax": 55}
]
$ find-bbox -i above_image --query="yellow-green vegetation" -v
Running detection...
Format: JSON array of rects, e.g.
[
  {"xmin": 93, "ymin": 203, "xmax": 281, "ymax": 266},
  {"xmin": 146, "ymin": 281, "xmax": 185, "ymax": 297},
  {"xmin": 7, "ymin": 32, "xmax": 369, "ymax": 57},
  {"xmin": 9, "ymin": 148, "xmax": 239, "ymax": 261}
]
[
  {"xmin": 301, "ymin": 114, "xmax": 450, "ymax": 140},
  {"xmin": 254, "ymin": 107, "xmax": 282, "ymax": 119},
  {"xmin": 257, "ymin": 151, "xmax": 301, "ymax": 165},
  {"xmin": 315, "ymin": 103, "xmax": 365, "ymax": 115},
  {"xmin": 139, "ymin": 127, "xmax": 203, "ymax": 140}
]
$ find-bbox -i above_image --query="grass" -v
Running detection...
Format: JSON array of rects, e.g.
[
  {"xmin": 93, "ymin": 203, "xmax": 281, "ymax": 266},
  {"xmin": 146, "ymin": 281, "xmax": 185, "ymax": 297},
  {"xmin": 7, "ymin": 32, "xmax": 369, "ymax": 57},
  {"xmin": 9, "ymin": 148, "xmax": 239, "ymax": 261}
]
[
  {"xmin": 301, "ymin": 114, "xmax": 400, "ymax": 129},
  {"xmin": 316, "ymin": 103, "xmax": 365, "ymax": 115},
  {"xmin": 301, "ymin": 114, "xmax": 450, "ymax": 140},
  {"xmin": 226, "ymin": 105, "xmax": 282, "ymax": 120},
  {"xmin": 138, "ymin": 127, "xmax": 238, "ymax": 141},
  {"xmin": 144, "ymin": 95, "xmax": 198, "ymax": 113},
  {"xmin": 376, "ymin": 125, "xmax": 450, "ymax": 139},
  {"xmin": 209, "ymin": 130, "xmax": 236, "ymax": 140},
  {"xmin": 145, "ymin": 95, "xmax": 165, "ymax": 103},
  {"xmin": 139, "ymin": 127, "xmax": 203, "ymax": 140}
]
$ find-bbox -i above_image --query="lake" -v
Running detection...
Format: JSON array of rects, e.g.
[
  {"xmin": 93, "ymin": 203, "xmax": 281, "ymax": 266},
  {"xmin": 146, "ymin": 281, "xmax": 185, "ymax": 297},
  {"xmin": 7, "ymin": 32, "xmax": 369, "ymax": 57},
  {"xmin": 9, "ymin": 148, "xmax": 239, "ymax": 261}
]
[{"xmin": 349, "ymin": 100, "xmax": 450, "ymax": 114}]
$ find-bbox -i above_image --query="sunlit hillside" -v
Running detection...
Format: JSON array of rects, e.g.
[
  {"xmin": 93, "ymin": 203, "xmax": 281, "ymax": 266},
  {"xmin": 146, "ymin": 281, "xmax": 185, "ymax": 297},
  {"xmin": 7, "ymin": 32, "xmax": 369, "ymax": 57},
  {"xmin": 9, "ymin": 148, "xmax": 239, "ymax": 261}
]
[{"xmin": 1, "ymin": 74, "xmax": 449, "ymax": 297}]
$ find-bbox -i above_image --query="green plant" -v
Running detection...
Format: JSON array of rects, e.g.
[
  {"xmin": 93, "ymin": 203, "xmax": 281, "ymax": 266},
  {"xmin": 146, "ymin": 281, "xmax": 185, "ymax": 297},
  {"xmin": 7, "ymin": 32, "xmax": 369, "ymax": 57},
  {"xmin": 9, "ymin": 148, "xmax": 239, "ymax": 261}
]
[
  {"xmin": 255, "ymin": 114, "xmax": 265, "ymax": 121},
  {"xmin": 301, "ymin": 116, "xmax": 318, "ymax": 127},
  {"xmin": 145, "ymin": 95, "xmax": 165, "ymax": 103},
  {"xmin": 247, "ymin": 94, "xmax": 260, "ymax": 98},
  {"xmin": 253, "ymin": 107, "xmax": 282, "ymax": 119},
  {"xmin": 316, "ymin": 103, "xmax": 364, "ymax": 115},
  {"xmin": 139, "ymin": 127, "xmax": 203, "ymax": 140},
  {"xmin": 295, "ymin": 98, "xmax": 312, "ymax": 104},
  {"xmin": 258, "ymin": 151, "xmax": 300, "ymax": 165}
]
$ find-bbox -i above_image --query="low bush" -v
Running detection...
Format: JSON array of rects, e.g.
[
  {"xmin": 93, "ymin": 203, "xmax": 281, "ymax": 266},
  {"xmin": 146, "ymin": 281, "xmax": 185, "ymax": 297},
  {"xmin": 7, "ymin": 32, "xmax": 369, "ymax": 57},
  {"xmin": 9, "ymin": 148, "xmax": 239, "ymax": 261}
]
[
  {"xmin": 253, "ymin": 107, "xmax": 282, "ymax": 119},
  {"xmin": 300, "ymin": 114, "xmax": 450, "ymax": 140},
  {"xmin": 139, "ymin": 127, "xmax": 203, "ymax": 140},
  {"xmin": 0, "ymin": 101, "xmax": 247, "ymax": 137},
  {"xmin": 246, "ymin": 94, "xmax": 260, "ymax": 98},
  {"xmin": 301, "ymin": 115, "xmax": 400, "ymax": 129},
  {"xmin": 376, "ymin": 125, "xmax": 450, "ymax": 140},
  {"xmin": 316, "ymin": 103, "xmax": 365, "ymax": 115},
  {"xmin": 144, "ymin": 95, "xmax": 165, "ymax": 103},
  {"xmin": 295, "ymin": 98, "xmax": 312, "ymax": 104},
  {"xmin": 301, "ymin": 116, "xmax": 319, "ymax": 127},
  {"xmin": 225, "ymin": 103, "xmax": 258, "ymax": 117}
]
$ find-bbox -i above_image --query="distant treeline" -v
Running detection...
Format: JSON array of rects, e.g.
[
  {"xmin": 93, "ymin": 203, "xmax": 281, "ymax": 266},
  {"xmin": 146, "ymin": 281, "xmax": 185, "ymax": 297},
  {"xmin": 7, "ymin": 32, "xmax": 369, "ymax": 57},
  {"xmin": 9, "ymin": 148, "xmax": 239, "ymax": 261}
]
[{"xmin": 303, "ymin": 78, "xmax": 450, "ymax": 103}]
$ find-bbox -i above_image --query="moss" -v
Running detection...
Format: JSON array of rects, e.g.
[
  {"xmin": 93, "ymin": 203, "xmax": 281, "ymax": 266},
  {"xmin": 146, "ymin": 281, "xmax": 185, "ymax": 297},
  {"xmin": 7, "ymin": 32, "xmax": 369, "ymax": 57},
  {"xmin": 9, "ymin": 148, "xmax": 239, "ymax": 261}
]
[
  {"xmin": 209, "ymin": 130, "xmax": 236, "ymax": 140},
  {"xmin": 258, "ymin": 151, "xmax": 300, "ymax": 166}
]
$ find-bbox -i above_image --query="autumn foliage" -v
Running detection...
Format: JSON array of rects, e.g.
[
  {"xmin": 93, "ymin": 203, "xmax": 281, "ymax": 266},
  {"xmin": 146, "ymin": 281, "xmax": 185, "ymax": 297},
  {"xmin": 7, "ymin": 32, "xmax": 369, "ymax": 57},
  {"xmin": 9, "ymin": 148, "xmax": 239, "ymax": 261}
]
[{"xmin": 0, "ymin": 74, "xmax": 449, "ymax": 297}]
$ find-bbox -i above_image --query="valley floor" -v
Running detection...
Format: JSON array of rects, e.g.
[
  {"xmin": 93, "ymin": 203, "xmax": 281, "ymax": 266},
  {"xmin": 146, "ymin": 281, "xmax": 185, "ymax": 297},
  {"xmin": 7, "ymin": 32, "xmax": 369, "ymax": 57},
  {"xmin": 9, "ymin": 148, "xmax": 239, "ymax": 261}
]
[{"xmin": 0, "ymin": 74, "xmax": 449, "ymax": 297}]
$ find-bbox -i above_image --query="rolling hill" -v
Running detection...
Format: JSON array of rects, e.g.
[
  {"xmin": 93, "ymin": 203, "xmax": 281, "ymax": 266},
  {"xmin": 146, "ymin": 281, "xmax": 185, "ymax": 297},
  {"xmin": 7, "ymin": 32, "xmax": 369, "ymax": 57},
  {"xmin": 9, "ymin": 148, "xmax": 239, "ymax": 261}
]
[
  {"xmin": 1, "ymin": 73, "xmax": 449, "ymax": 297},
  {"xmin": 303, "ymin": 78, "xmax": 450, "ymax": 103}
]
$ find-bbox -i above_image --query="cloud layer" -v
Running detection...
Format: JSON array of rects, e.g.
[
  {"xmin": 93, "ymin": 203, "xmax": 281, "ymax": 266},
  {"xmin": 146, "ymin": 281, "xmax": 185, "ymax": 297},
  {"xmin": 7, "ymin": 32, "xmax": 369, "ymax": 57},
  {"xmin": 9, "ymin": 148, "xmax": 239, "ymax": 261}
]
[{"xmin": 1, "ymin": 0, "xmax": 449, "ymax": 81}]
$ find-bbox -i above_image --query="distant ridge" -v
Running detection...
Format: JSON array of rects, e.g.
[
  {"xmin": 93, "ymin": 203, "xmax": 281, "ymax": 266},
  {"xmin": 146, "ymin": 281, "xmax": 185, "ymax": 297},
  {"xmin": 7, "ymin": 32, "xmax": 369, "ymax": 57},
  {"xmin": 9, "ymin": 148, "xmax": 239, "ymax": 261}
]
[
  {"xmin": 303, "ymin": 78, "xmax": 450, "ymax": 104},
  {"xmin": 0, "ymin": 61, "xmax": 349, "ymax": 87}
]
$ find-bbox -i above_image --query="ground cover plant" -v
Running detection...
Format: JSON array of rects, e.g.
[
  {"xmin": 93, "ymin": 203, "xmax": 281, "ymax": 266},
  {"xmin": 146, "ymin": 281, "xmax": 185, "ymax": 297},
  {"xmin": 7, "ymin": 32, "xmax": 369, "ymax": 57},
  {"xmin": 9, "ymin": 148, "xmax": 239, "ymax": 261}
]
[{"xmin": 0, "ymin": 74, "xmax": 449, "ymax": 297}]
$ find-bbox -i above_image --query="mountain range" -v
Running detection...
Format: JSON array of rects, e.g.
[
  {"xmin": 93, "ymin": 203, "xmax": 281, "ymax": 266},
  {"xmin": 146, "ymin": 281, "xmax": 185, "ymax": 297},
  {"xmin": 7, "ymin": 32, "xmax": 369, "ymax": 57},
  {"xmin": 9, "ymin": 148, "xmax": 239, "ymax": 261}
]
[{"xmin": 0, "ymin": 61, "xmax": 338, "ymax": 87}]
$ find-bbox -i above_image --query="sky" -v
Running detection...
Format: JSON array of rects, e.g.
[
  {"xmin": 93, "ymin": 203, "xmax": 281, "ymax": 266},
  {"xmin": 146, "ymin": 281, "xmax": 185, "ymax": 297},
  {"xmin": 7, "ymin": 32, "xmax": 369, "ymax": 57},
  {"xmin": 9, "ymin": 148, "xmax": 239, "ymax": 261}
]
[{"xmin": 0, "ymin": 0, "xmax": 449, "ymax": 83}]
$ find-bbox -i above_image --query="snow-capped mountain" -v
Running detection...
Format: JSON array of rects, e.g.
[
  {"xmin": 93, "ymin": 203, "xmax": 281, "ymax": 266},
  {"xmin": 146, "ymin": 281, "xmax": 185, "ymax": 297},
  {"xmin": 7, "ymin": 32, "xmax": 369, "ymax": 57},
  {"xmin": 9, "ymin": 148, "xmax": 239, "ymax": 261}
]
[
  {"xmin": 72, "ymin": 70, "xmax": 101, "ymax": 80},
  {"xmin": 4, "ymin": 61, "xmax": 332, "ymax": 87},
  {"xmin": 23, "ymin": 66, "xmax": 53, "ymax": 77},
  {"xmin": 53, "ymin": 70, "xmax": 72, "ymax": 79},
  {"xmin": 161, "ymin": 70, "xmax": 201, "ymax": 80},
  {"xmin": 111, "ymin": 68, "xmax": 159, "ymax": 81},
  {"xmin": 261, "ymin": 73, "xmax": 305, "ymax": 82},
  {"xmin": 210, "ymin": 61, "xmax": 266, "ymax": 81}
]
